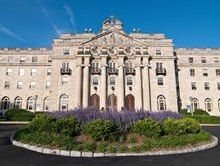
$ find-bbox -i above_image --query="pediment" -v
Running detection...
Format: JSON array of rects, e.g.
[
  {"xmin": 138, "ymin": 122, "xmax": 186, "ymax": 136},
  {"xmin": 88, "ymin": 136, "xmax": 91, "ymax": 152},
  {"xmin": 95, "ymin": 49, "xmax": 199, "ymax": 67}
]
[{"xmin": 81, "ymin": 30, "xmax": 147, "ymax": 48}]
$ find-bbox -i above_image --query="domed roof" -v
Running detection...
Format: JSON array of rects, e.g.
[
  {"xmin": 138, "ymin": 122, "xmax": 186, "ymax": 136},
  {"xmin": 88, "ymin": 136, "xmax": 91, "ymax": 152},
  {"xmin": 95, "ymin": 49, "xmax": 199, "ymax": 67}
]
[{"xmin": 101, "ymin": 15, "xmax": 123, "ymax": 32}]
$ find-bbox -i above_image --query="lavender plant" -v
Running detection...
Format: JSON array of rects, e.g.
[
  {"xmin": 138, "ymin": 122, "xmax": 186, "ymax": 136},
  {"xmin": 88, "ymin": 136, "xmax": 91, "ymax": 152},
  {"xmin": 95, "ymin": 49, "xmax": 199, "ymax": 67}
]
[{"xmin": 47, "ymin": 108, "xmax": 183, "ymax": 131}]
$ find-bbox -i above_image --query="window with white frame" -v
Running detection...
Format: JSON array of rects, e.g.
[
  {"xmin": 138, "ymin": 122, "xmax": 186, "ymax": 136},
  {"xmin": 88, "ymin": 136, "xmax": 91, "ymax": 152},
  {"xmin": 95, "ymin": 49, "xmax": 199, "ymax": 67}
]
[
  {"xmin": 156, "ymin": 49, "xmax": 161, "ymax": 55},
  {"xmin": 126, "ymin": 76, "xmax": 133, "ymax": 86},
  {"xmin": 205, "ymin": 98, "xmax": 212, "ymax": 112},
  {"xmin": 191, "ymin": 82, "xmax": 197, "ymax": 90},
  {"xmin": 27, "ymin": 97, "xmax": 36, "ymax": 111},
  {"xmin": 14, "ymin": 97, "xmax": 22, "ymax": 109},
  {"xmin": 59, "ymin": 95, "xmax": 68, "ymax": 110},
  {"xmin": 204, "ymin": 82, "xmax": 210, "ymax": 90},
  {"xmin": 92, "ymin": 76, "xmax": 98, "ymax": 85},
  {"xmin": 192, "ymin": 98, "xmax": 199, "ymax": 111},
  {"xmin": 20, "ymin": 57, "xmax": 26, "ymax": 63},
  {"xmin": 109, "ymin": 77, "xmax": 115, "ymax": 86},
  {"xmin": 63, "ymin": 49, "xmax": 70, "ymax": 55},
  {"xmin": 17, "ymin": 81, "xmax": 23, "ymax": 89},
  {"xmin": 201, "ymin": 57, "xmax": 207, "ymax": 63},
  {"xmin": 29, "ymin": 81, "xmax": 36, "ymax": 89},
  {"xmin": 4, "ymin": 81, "xmax": 10, "ymax": 89},
  {"xmin": 188, "ymin": 57, "xmax": 194, "ymax": 63},
  {"xmin": 189, "ymin": 69, "xmax": 195, "ymax": 76},
  {"xmin": 46, "ymin": 81, "xmax": 51, "ymax": 89},
  {"xmin": 202, "ymin": 69, "xmax": 208, "ymax": 76},
  {"xmin": 43, "ymin": 97, "xmax": 50, "ymax": 111},
  {"xmin": 19, "ymin": 68, "xmax": 24, "ymax": 76},
  {"xmin": 47, "ymin": 68, "xmax": 51, "ymax": 75},
  {"xmin": 6, "ymin": 68, "xmax": 12, "ymax": 76},
  {"xmin": 157, "ymin": 95, "xmax": 166, "ymax": 110},
  {"xmin": 158, "ymin": 77, "xmax": 163, "ymax": 85},
  {"xmin": 32, "ymin": 56, "xmax": 38, "ymax": 63},
  {"xmin": 214, "ymin": 57, "xmax": 219, "ymax": 63},
  {"xmin": 216, "ymin": 69, "xmax": 220, "ymax": 76},
  {"xmin": 1, "ymin": 97, "xmax": 10, "ymax": 110},
  {"xmin": 61, "ymin": 77, "xmax": 68, "ymax": 85},
  {"xmin": 31, "ymin": 68, "xmax": 37, "ymax": 76}
]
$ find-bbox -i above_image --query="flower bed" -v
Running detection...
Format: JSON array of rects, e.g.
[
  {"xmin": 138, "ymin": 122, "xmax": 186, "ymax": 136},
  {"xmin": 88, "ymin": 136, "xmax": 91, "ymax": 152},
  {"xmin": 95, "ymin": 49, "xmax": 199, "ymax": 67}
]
[{"xmin": 14, "ymin": 109, "xmax": 211, "ymax": 154}]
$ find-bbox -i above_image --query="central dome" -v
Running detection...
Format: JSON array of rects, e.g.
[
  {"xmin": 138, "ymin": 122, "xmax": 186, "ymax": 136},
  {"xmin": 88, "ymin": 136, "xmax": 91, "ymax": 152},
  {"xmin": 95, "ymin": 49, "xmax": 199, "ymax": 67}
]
[{"xmin": 101, "ymin": 15, "xmax": 123, "ymax": 32}]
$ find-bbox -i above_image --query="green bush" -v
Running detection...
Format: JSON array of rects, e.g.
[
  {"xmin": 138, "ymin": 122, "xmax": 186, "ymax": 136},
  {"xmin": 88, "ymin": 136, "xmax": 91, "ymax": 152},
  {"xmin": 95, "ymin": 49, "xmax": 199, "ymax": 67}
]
[
  {"xmin": 141, "ymin": 139, "xmax": 153, "ymax": 151},
  {"xmin": 82, "ymin": 142, "xmax": 96, "ymax": 152},
  {"xmin": 28, "ymin": 114, "xmax": 56, "ymax": 133},
  {"xmin": 162, "ymin": 118, "xmax": 201, "ymax": 135},
  {"xmin": 132, "ymin": 118, "xmax": 161, "ymax": 138},
  {"xmin": 118, "ymin": 145, "xmax": 128, "ymax": 153},
  {"xmin": 129, "ymin": 134, "xmax": 137, "ymax": 144},
  {"xmin": 84, "ymin": 119, "xmax": 117, "ymax": 141},
  {"xmin": 97, "ymin": 142, "xmax": 107, "ymax": 153},
  {"xmin": 54, "ymin": 117, "xmax": 80, "ymax": 136},
  {"xmin": 193, "ymin": 109, "xmax": 209, "ymax": 116},
  {"xmin": 179, "ymin": 109, "xmax": 190, "ymax": 115},
  {"xmin": 107, "ymin": 145, "xmax": 117, "ymax": 153},
  {"xmin": 189, "ymin": 115, "xmax": 220, "ymax": 124},
  {"xmin": 5, "ymin": 108, "xmax": 35, "ymax": 121}
]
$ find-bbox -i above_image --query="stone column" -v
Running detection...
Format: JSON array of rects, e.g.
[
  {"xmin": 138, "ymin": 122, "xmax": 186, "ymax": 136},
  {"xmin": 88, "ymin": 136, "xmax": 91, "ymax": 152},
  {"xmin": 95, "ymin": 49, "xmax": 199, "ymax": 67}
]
[
  {"xmin": 118, "ymin": 59, "xmax": 124, "ymax": 110},
  {"xmin": 142, "ymin": 58, "xmax": 150, "ymax": 110},
  {"xmin": 135, "ymin": 65, "xmax": 142, "ymax": 109},
  {"xmin": 100, "ymin": 58, "xmax": 107, "ymax": 109},
  {"xmin": 76, "ymin": 58, "xmax": 82, "ymax": 107},
  {"xmin": 82, "ymin": 57, "xmax": 90, "ymax": 107}
]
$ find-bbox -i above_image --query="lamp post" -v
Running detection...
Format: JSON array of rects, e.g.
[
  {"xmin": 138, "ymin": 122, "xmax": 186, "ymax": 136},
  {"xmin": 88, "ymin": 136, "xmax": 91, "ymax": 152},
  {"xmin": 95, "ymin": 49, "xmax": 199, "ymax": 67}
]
[{"xmin": 189, "ymin": 96, "xmax": 193, "ymax": 116}]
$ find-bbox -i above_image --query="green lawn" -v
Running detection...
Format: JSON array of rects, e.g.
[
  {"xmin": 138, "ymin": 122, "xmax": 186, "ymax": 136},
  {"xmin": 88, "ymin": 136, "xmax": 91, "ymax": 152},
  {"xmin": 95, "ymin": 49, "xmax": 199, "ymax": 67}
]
[{"xmin": 185, "ymin": 115, "xmax": 220, "ymax": 124}]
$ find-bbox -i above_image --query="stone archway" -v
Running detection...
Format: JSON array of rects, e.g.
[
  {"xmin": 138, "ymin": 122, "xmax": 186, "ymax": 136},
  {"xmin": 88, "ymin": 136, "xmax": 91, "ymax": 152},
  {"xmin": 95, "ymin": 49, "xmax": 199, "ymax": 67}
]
[
  {"xmin": 125, "ymin": 94, "xmax": 135, "ymax": 110},
  {"xmin": 89, "ymin": 94, "xmax": 100, "ymax": 110},
  {"xmin": 107, "ymin": 94, "xmax": 117, "ymax": 110}
]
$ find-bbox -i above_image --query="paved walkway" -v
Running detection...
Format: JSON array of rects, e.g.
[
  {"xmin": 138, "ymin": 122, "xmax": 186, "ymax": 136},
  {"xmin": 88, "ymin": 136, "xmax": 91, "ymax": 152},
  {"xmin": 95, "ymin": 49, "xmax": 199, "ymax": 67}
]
[{"xmin": 0, "ymin": 124, "xmax": 220, "ymax": 166}]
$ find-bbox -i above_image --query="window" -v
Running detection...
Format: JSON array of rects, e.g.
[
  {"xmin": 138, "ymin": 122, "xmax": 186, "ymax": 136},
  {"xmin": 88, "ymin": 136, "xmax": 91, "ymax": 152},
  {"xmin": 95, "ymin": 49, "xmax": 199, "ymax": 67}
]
[
  {"xmin": 4, "ymin": 81, "xmax": 10, "ymax": 89},
  {"xmin": 47, "ymin": 68, "xmax": 51, "ymax": 75},
  {"xmin": 108, "ymin": 62, "xmax": 116, "ymax": 69},
  {"xmin": 29, "ymin": 82, "xmax": 36, "ymax": 89},
  {"xmin": 17, "ymin": 81, "xmax": 23, "ymax": 89},
  {"xmin": 31, "ymin": 68, "xmax": 37, "ymax": 76},
  {"xmin": 192, "ymin": 98, "xmax": 199, "ymax": 111},
  {"xmin": 63, "ymin": 49, "xmax": 70, "ymax": 55},
  {"xmin": 32, "ymin": 56, "xmax": 38, "ymax": 63},
  {"xmin": 92, "ymin": 77, "xmax": 98, "ymax": 85},
  {"xmin": 109, "ymin": 77, "xmax": 115, "ymax": 86},
  {"xmin": 158, "ymin": 77, "xmax": 163, "ymax": 85},
  {"xmin": 46, "ymin": 81, "xmax": 51, "ymax": 89},
  {"xmin": 204, "ymin": 82, "xmax": 210, "ymax": 90},
  {"xmin": 190, "ymin": 69, "xmax": 195, "ymax": 76},
  {"xmin": 62, "ymin": 62, "xmax": 70, "ymax": 69},
  {"xmin": 218, "ymin": 82, "xmax": 220, "ymax": 90},
  {"xmin": 91, "ymin": 62, "xmax": 99, "ymax": 69},
  {"xmin": 157, "ymin": 95, "xmax": 166, "ymax": 110},
  {"xmin": 125, "ymin": 62, "xmax": 132, "ymax": 68},
  {"xmin": 20, "ymin": 57, "xmax": 26, "ymax": 63},
  {"xmin": 202, "ymin": 69, "xmax": 208, "ymax": 76},
  {"xmin": 191, "ymin": 82, "xmax": 196, "ymax": 90},
  {"xmin": 1, "ymin": 97, "xmax": 10, "ymax": 110},
  {"xmin": 14, "ymin": 97, "xmax": 22, "ymax": 109},
  {"xmin": 48, "ymin": 56, "xmax": 52, "ymax": 62},
  {"xmin": 216, "ymin": 69, "xmax": 220, "ymax": 76},
  {"xmin": 61, "ymin": 77, "xmax": 68, "ymax": 85},
  {"xmin": 27, "ymin": 97, "xmax": 36, "ymax": 111},
  {"xmin": 59, "ymin": 95, "xmax": 68, "ymax": 110},
  {"xmin": 205, "ymin": 98, "xmax": 212, "ymax": 112},
  {"xmin": 43, "ymin": 97, "xmax": 50, "ymax": 111},
  {"xmin": 201, "ymin": 57, "xmax": 206, "ymax": 63},
  {"xmin": 156, "ymin": 50, "xmax": 161, "ymax": 55},
  {"xmin": 189, "ymin": 57, "xmax": 194, "ymax": 63},
  {"xmin": 7, "ymin": 56, "xmax": 13, "ymax": 63},
  {"xmin": 19, "ymin": 68, "xmax": 24, "ymax": 76},
  {"xmin": 6, "ymin": 68, "xmax": 12, "ymax": 76},
  {"xmin": 214, "ymin": 57, "xmax": 219, "ymax": 63},
  {"xmin": 218, "ymin": 99, "xmax": 220, "ymax": 112},
  {"xmin": 156, "ymin": 62, "xmax": 163, "ymax": 68},
  {"xmin": 126, "ymin": 76, "xmax": 133, "ymax": 86}
]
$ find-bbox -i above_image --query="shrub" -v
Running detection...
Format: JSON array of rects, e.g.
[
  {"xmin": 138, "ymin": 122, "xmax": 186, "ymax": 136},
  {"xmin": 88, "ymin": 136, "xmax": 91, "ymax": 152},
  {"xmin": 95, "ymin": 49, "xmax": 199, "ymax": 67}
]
[
  {"xmin": 82, "ymin": 142, "xmax": 96, "ymax": 152},
  {"xmin": 84, "ymin": 119, "xmax": 117, "ymax": 141},
  {"xmin": 132, "ymin": 118, "xmax": 161, "ymax": 138},
  {"xmin": 179, "ymin": 109, "xmax": 190, "ymax": 115},
  {"xmin": 54, "ymin": 117, "xmax": 81, "ymax": 136},
  {"xmin": 162, "ymin": 118, "xmax": 201, "ymax": 135},
  {"xmin": 28, "ymin": 114, "xmax": 56, "ymax": 133},
  {"xmin": 141, "ymin": 139, "xmax": 153, "ymax": 151},
  {"xmin": 194, "ymin": 109, "xmax": 209, "ymax": 116},
  {"xmin": 130, "ymin": 145, "xmax": 140, "ymax": 153},
  {"xmin": 97, "ymin": 142, "xmax": 107, "ymax": 153},
  {"xmin": 129, "ymin": 134, "xmax": 137, "ymax": 144},
  {"xmin": 118, "ymin": 145, "xmax": 128, "ymax": 153},
  {"xmin": 5, "ymin": 108, "xmax": 35, "ymax": 121},
  {"xmin": 107, "ymin": 145, "xmax": 117, "ymax": 153}
]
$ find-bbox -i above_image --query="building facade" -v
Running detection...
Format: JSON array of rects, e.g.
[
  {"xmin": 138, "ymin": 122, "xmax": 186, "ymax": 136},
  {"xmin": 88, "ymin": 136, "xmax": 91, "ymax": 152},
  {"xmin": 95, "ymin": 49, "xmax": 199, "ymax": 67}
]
[{"xmin": 0, "ymin": 17, "xmax": 220, "ymax": 116}]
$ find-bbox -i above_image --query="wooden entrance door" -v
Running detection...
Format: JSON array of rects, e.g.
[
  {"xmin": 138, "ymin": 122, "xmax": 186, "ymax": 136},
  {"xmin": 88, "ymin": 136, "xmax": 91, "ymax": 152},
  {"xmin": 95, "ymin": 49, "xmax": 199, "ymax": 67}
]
[
  {"xmin": 89, "ymin": 94, "xmax": 100, "ymax": 110},
  {"xmin": 107, "ymin": 94, "xmax": 117, "ymax": 110},
  {"xmin": 125, "ymin": 94, "xmax": 135, "ymax": 110}
]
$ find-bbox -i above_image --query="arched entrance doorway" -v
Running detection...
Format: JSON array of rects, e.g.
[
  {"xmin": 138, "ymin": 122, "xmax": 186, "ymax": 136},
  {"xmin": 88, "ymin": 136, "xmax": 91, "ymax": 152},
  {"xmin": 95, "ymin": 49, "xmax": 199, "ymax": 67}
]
[
  {"xmin": 125, "ymin": 94, "xmax": 135, "ymax": 110},
  {"xmin": 107, "ymin": 94, "xmax": 117, "ymax": 110},
  {"xmin": 89, "ymin": 94, "xmax": 100, "ymax": 110}
]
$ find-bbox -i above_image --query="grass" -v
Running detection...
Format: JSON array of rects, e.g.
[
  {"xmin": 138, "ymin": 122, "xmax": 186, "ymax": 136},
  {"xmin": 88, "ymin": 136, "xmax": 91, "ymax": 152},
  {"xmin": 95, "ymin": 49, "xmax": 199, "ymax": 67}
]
[{"xmin": 185, "ymin": 115, "xmax": 220, "ymax": 124}]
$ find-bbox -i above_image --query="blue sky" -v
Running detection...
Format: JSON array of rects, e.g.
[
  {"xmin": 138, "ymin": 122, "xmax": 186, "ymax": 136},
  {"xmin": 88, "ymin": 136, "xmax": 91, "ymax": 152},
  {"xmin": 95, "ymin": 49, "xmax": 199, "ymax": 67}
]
[{"xmin": 0, "ymin": 0, "xmax": 220, "ymax": 48}]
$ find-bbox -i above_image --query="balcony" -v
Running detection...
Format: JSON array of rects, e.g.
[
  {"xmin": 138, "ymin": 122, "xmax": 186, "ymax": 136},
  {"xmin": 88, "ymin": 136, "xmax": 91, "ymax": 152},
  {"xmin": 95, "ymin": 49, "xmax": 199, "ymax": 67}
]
[
  {"xmin": 91, "ymin": 67, "xmax": 101, "ymax": 75},
  {"xmin": 77, "ymin": 51, "xmax": 84, "ymax": 55},
  {"xmin": 125, "ymin": 68, "xmax": 136, "ymax": 75},
  {"xmin": 108, "ymin": 68, "xmax": 118, "ymax": 75},
  {"xmin": 60, "ymin": 68, "xmax": 72, "ymax": 75},
  {"xmin": 156, "ymin": 68, "xmax": 166, "ymax": 76}
]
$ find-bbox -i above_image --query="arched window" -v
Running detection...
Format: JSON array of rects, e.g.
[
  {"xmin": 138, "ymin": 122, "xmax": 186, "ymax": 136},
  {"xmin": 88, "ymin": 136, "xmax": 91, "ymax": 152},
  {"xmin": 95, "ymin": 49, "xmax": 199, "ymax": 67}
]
[
  {"xmin": 89, "ymin": 94, "xmax": 100, "ymax": 110},
  {"xmin": 14, "ymin": 97, "xmax": 22, "ymax": 109},
  {"xmin": 27, "ymin": 97, "xmax": 36, "ymax": 111},
  {"xmin": 218, "ymin": 99, "xmax": 220, "ymax": 112},
  {"xmin": 157, "ymin": 95, "xmax": 166, "ymax": 110},
  {"xmin": 192, "ymin": 98, "xmax": 199, "ymax": 111},
  {"xmin": 1, "ymin": 96, "xmax": 10, "ymax": 110},
  {"xmin": 205, "ymin": 98, "xmax": 212, "ymax": 112},
  {"xmin": 43, "ymin": 97, "xmax": 50, "ymax": 111},
  {"xmin": 59, "ymin": 95, "xmax": 68, "ymax": 110}
]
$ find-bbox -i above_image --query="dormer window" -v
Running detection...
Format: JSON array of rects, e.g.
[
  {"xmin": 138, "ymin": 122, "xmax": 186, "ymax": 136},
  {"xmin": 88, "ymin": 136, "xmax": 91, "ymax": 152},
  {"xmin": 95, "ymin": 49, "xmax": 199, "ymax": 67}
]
[{"xmin": 63, "ymin": 49, "xmax": 70, "ymax": 55}]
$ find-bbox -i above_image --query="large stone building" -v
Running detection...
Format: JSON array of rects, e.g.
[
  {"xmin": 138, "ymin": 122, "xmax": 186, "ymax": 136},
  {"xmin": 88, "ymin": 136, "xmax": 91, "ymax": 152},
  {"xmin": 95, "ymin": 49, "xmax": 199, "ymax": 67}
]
[{"xmin": 0, "ymin": 17, "xmax": 220, "ymax": 116}]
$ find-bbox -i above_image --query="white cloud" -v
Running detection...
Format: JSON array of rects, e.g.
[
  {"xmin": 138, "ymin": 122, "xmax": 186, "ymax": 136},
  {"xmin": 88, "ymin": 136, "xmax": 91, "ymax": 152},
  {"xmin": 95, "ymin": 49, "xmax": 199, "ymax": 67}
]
[
  {"xmin": 0, "ymin": 26, "xmax": 26, "ymax": 42},
  {"xmin": 36, "ymin": 0, "xmax": 61, "ymax": 36},
  {"xmin": 63, "ymin": 4, "xmax": 76, "ymax": 31}
]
